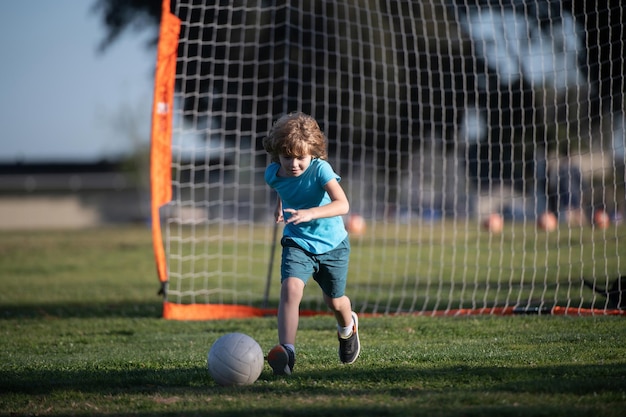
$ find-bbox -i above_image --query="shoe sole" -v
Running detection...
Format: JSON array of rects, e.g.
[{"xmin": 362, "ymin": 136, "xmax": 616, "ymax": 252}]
[{"xmin": 267, "ymin": 345, "xmax": 292, "ymax": 375}]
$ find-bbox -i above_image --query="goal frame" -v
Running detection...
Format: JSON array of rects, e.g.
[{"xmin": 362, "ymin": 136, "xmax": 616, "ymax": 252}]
[{"xmin": 150, "ymin": 0, "xmax": 625, "ymax": 320}]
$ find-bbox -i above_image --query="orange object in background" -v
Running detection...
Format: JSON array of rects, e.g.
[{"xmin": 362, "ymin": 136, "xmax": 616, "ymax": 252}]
[
  {"xmin": 346, "ymin": 214, "xmax": 366, "ymax": 236},
  {"xmin": 483, "ymin": 213, "xmax": 503, "ymax": 233},
  {"xmin": 594, "ymin": 210, "xmax": 610, "ymax": 229},
  {"xmin": 537, "ymin": 211, "xmax": 558, "ymax": 231}
]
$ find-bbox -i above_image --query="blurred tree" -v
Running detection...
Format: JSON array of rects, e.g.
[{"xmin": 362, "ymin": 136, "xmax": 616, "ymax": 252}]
[
  {"xmin": 92, "ymin": 0, "xmax": 161, "ymax": 52},
  {"xmin": 92, "ymin": 0, "xmax": 625, "ymax": 210}
]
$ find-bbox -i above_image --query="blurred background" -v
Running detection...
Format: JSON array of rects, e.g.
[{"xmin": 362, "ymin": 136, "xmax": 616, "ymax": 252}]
[
  {"xmin": 1, "ymin": 1, "xmax": 624, "ymax": 230},
  {"xmin": 0, "ymin": 0, "xmax": 156, "ymax": 229}
]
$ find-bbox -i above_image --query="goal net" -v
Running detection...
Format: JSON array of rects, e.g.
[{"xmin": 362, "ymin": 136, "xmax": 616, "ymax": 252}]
[{"xmin": 150, "ymin": 0, "xmax": 625, "ymax": 319}]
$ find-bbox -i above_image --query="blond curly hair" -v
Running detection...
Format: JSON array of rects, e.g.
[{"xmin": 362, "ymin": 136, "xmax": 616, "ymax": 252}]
[{"xmin": 263, "ymin": 112, "xmax": 328, "ymax": 163}]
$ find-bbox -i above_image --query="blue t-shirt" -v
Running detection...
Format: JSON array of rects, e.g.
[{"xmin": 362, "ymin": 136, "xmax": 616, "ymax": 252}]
[{"xmin": 265, "ymin": 158, "xmax": 348, "ymax": 254}]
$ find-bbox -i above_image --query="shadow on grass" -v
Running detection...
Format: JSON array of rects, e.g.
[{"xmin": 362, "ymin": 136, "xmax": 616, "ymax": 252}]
[
  {"xmin": 0, "ymin": 301, "xmax": 163, "ymax": 319},
  {"xmin": 2, "ymin": 362, "xmax": 625, "ymax": 416}
]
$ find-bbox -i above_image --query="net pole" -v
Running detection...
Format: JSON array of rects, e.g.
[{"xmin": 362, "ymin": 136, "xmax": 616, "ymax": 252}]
[
  {"xmin": 150, "ymin": 0, "xmax": 180, "ymax": 292},
  {"xmin": 262, "ymin": 221, "xmax": 280, "ymax": 309}
]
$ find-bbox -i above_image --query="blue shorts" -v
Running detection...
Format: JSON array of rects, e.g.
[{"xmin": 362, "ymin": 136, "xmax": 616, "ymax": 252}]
[{"xmin": 280, "ymin": 236, "xmax": 350, "ymax": 298}]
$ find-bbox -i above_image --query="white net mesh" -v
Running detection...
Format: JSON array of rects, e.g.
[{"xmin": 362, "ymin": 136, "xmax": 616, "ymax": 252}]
[{"xmin": 158, "ymin": 0, "xmax": 625, "ymax": 315}]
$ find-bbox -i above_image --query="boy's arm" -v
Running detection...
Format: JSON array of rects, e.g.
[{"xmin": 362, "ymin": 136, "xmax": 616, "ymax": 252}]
[{"xmin": 284, "ymin": 178, "xmax": 349, "ymax": 224}]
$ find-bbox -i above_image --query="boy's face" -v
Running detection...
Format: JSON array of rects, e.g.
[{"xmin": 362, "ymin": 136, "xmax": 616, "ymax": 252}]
[{"xmin": 278, "ymin": 154, "xmax": 312, "ymax": 177}]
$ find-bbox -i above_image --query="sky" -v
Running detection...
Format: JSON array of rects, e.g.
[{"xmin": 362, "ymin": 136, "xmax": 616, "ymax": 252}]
[{"xmin": 0, "ymin": 1, "xmax": 156, "ymax": 162}]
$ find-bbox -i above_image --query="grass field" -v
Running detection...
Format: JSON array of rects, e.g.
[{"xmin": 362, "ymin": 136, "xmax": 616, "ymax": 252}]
[
  {"xmin": 1, "ymin": 227, "xmax": 625, "ymax": 416},
  {"xmin": 162, "ymin": 220, "xmax": 624, "ymax": 312}
]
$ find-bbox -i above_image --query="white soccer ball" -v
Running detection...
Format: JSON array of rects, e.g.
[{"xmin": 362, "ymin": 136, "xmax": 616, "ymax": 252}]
[{"xmin": 207, "ymin": 332, "xmax": 264, "ymax": 386}]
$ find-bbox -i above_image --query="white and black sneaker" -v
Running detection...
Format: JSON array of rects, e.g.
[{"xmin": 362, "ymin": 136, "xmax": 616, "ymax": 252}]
[{"xmin": 338, "ymin": 312, "xmax": 360, "ymax": 364}]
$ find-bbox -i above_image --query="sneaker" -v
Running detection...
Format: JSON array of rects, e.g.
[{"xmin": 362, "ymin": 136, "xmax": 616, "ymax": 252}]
[
  {"xmin": 267, "ymin": 344, "xmax": 295, "ymax": 375},
  {"xmin": 338, "ymin": 312, "xmax": 360, "ymax": 364}
]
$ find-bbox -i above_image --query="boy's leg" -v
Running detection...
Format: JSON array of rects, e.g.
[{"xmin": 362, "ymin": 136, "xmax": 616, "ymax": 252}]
[
  {"xmin": 324, "ymin": 293, "xmax": 360, "ymax": 364},
  {"xmin": 323, "ymin": 293, "xmax": 353, "ymax": 327},
  {"xmin": 318, "ymin": 238, "xmax": 352, "ymax": 327},
  {"xmin": 269, "ymin": 277, "xmax": 304, "ymax": 375},
  {"xmin": 315, "ymin": 238, "xmax": 359, "ymax": 363},
  {"xmin": 278, "ymin": 277, "xmax": 305, "ymax": 345}
]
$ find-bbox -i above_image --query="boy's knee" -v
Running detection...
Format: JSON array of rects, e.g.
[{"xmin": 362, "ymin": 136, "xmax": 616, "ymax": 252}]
[
  {"xmin": 325, "ymin": 295, "xmax": 348, "ymax": 311},
  {"xmin": 281, "ymin": 277, "xmax": 305, "ymax": 298}
]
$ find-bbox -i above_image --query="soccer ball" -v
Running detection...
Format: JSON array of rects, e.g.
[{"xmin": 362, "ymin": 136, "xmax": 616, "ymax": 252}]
[
  {"xmin": 537, "ymin": 211, "xmax": 558, "ymax": 231},
  {"xmin": 593, "ymin": 210, "xmax": 610, "ymax": 229},
  {"xmin": 482, "ymin": 213, "xmax": 503, "ymax": 233},
  {"xmin": 207, "ymin": 333, "xmax": 264, "ymax": 386},
  {"xmin": 346, "ymin": 214, "xmax": 366, "ymax": 236}
]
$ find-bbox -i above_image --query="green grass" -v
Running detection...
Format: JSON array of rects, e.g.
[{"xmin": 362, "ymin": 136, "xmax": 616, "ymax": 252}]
[
  {"xmin": 1, "ymin": 227, "xmax": 625, "ymax": 416},
  {"xmin": 161, "ymin": 221, "xmax": 624, "ymax": 312}
]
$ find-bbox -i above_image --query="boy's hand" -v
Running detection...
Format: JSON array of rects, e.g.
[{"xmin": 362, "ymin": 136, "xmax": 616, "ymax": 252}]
[
  {"xmin": 283, "ymin": 208, "xmax": 313, "ymax": 224},
  {"xmin": 275, "ymin": 198, "xmax": 284, "ymax": 223}
]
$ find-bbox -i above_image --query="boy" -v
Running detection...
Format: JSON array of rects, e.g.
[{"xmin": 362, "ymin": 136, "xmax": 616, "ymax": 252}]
[{"xmin": 262, "ymin": 112, "xmax": 360, "ymax": 375}]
